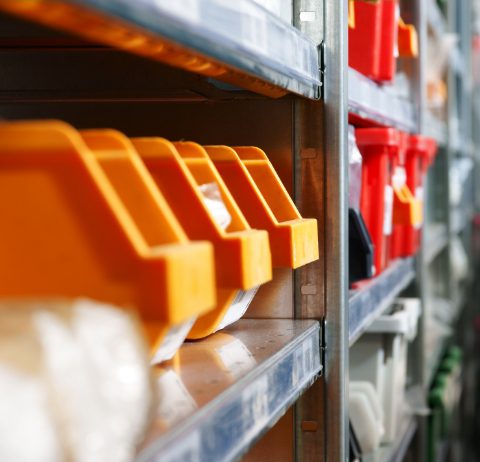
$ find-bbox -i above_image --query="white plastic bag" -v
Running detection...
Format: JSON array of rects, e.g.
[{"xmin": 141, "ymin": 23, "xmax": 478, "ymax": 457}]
[{"xmin": 199, "ymin": 182, "xmax": 232, "ymax": 230}]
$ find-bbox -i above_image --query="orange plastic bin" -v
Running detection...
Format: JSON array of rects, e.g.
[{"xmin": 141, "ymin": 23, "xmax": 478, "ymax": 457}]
[
  {"xmin": 204, "ymin": 145, "xmax": 319, "ymax": 269},
  {"xmin": 0, "ymin": 121, "xmax": 216, "ymax": 362},
  {"xmin": 132, "ymin": 138, "xmax": 272, "ymax": 339}
]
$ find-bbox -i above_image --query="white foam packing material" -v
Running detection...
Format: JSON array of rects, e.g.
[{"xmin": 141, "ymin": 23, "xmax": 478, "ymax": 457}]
[{"xmin": 0, "ymin": 298, "xmax": 154, "ymax": 462}]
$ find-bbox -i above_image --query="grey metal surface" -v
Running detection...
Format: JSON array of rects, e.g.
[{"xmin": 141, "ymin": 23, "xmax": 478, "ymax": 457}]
[
  {"xmin": 321, "ymin": 0, "xmax": 349, "ymax": 460},
  {"xmin": 425, "ymin": 223, "xmax": 449, "ymax": 264},
  {"xmin": 436, "ymin": 441, "xmax": 450, "ymax": 462},
  {"xmin": 363, "ymin": 417, "xmax": 418, "ymax": 462},
  {"xmin": 426, "ymin": 0, "xmax": 446, "ymax": 38},
  {"xmin": 349, "ymin": 258, "xmax": 416, "ymax": 345},
  {"xmin": 348, "ymin": 68, "xmax": 417, "ymax": 132},
  {"xmin": 136, "ymin": 319, "xmax": 321, "ymax": 462},
  {"xmin": 451, "ymin": 207, "xmax": 474, "ymax": 235},
  {"xmin": 293, "ymin": 0, "xmax": 348, "ymax": 460},
  {"xmin": 424, "ymin": 112, "xmax": 448, "ymax": 146},
  {"xmin": 68, "ymin": 0, "xmax": 321, "ymax": 99},
  {"xmin": 292, "ymin": 1, "xmax": 329, "ymax": 460}
]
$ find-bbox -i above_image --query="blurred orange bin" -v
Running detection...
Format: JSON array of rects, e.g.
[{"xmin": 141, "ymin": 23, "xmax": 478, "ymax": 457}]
[
  {"xmin": 132, "ymin": 138, "xmax": 272, "ymax": 339},
  {"xmin": 205, "ymin": 145, "xmax": 319, "ymax": 268},
  {"xmin": 0, "ymin": 121, "xmax": 216, "ymax": 362}
]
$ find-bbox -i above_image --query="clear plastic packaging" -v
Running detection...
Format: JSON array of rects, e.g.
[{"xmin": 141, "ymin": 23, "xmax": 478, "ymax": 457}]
[{"xmin": 348, "ymin": 126, "xmax": 363, "ymax": 211}]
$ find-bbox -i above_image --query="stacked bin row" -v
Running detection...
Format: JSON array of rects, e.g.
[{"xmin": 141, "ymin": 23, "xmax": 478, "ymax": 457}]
[
  {"xmin": 350, "ymin": 127, "xmax": 438, "ymax": 284},
  {"xmin": 349, "ymin": 298, "xmax": 421, "ymax": 455},
  {"xmin": 0, "ymin": 120, "xmax": 319, "ymax": 363}
]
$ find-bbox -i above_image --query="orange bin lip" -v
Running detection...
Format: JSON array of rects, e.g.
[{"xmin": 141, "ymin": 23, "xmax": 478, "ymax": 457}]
[
  {"xmin": 398, "ymin": 17, "xmax": 419, "ymax": 58},
  {"xmin": 0, "ymin": 120, "xmax": 216, "ymax": 355},
  {"xmin": 204, "ymin": 145, "xmax": 319, "ymax": 268}
]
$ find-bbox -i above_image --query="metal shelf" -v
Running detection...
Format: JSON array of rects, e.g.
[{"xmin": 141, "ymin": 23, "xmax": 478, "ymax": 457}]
[
  {"xmin": 363, "ymin": 417, "xmax": 417, "ymax": 462},
  {"xmin": 451, "ymin": 207, "xmax": 473, "ymax": 234},
  {"xmin": 136, "ymin": 319, "xmax": 321, "ymax": 462},
  {"xmin": 8, "ymin": 0, "xmax": 321, "ymax": 99},
  {"xmin": 424, "ymin": 112, "xmax": 448, "ymax": 146},
  {"xmin": 425, "ymin": 223, "xmax": 449, "ymax": 264},
  {"xmin": 348, "ymin": 68, "xmax": 417, "ymax": 132},
  {"xmin": 349, "ymin": 258, "xmax": 416, "ymax": 345}
]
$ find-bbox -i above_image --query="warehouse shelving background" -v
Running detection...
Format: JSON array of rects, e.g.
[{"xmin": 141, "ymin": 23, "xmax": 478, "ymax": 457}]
[{"xmin": 0, "ymin": 0, "xmax": 478, "ymax": 461}]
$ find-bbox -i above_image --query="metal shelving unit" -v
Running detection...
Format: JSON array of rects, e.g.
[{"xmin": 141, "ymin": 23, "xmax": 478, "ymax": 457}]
[{"xmin": 0, "ymin": 0, "xmax": 478, "ymax": 461}]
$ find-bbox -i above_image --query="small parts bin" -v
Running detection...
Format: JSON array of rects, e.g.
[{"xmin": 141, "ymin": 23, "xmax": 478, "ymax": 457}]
[
  {"xmin": 357, "ymin": 127, "xmax": 398, "ymax": 274},
  {"xmin": 350, "ymin": 298, "xmax": 421, "ymax": 445},
  {"xmin": 132, "ymin": 138, "xmax": 272, "ymax": 340},
  {"xmin": 349, "ymin": 381, "xmax": 385, "ymax": 454},
  {"xmin": 0, "ymin": 121, "xmax": 216, "ymax": 363},
  {"xmin": 404, "ymin": 135, "xmax": 438, "ymax": 253},
  {"xmin": 390, "ymin": 132, "xmax": 423, "ymax": 260},
  {"xmin": 349, "ymin": 0, "xmax": 418, "ymax": 82},
  {"xmin": 205, "ymin": 145, "xmax": 319, "ymax": 268}
]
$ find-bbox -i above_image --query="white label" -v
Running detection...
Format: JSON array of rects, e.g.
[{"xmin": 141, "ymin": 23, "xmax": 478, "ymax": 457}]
[
  {"xmin": 152, "ymin": 0, "xmax": 200, "ymax": 24},
  {"xmin": 156, "ymin": 370, "xmax": 197, "ymax": 426},
  {"xmin": 241, "ymin": 374, "xmax": 269, "ymax": 432},
  {"xmin": 215, "ymin": 338, "xmax": 257, "ymax": 378},
  {"xmin": 392, "ymin": 166, "xmax": 406, "ymax": 189},
  {"xmin": 383, "ymin": 185, "xmax": 394, "ymax": 236},
  {"xmin": 245, "ymin": 17, "xmax": 268, "ymax": 55},
  {"xmin": 151, "ymin": 317, "xmax": 197, "ymax": 364},
  {"xmin": 415, "ymin": 186, "xmax": 424, "ymax": 202},
  {"xmin": 303, "ymin": 337, "xmax": 315, "ymax": 373},
  {"xmin": 216, "ymin": 286, "xmax": 259, "ymax": 331},
  {"xmin": 160, "ymin": 431, "xmax": 201, "ymax": 462}
]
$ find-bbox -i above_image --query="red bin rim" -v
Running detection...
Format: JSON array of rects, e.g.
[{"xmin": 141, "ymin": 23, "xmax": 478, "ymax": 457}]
[{"xmin": 355, "ymin": 127, "xmax": 400, "ymax": 148}]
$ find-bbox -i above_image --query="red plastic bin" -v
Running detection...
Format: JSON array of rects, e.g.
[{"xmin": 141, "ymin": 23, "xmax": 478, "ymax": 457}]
[
  {"xmin": 349, "ymin": 0, "xmax": 398, "ymax": 82},
  {"xmin": 404, "ymin": 135, "xmax": 438, "ymax": 252},
  {"xmin": 390, "ymin": 132, "xmax": 415, "ymax": 259},
  {"xmin": 357, "ymin": 127, "xmax": 400, "ymax": 274}
]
